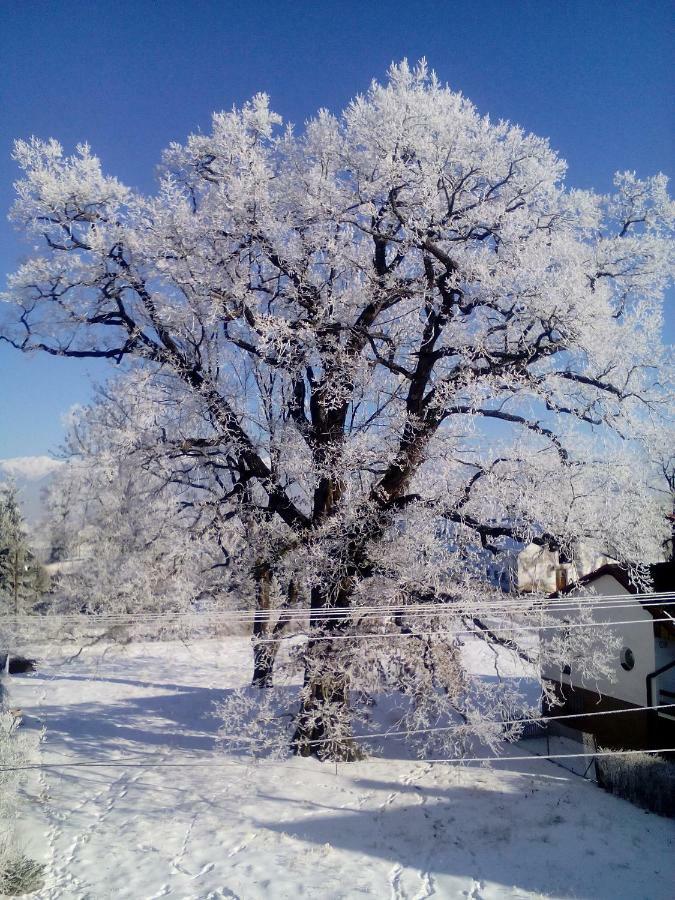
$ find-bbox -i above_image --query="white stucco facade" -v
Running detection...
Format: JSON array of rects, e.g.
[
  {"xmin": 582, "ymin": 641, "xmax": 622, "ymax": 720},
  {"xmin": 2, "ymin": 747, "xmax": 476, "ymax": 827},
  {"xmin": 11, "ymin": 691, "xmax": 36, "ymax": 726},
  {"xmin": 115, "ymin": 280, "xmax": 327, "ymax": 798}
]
[{"xmin": 541, "ymin": 573, "xmax": 657, "ymax": 707}]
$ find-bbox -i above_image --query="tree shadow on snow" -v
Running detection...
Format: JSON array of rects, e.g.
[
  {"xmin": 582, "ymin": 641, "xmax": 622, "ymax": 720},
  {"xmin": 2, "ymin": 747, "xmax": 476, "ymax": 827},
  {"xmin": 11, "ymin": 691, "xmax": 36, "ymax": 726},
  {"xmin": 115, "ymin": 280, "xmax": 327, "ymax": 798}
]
[
  {"xmin": 255, "ymin": 773, "xmax": 670, "ymax": 900},
  {"xmin": 19, "ymin": 686, "xmax": 228, "ymax": 755},
  {"xmin": 16, "ymin": 671, "xmax": 297, "ymax": 758},
  {"xmin": 19, "ymin": 684, "xmax": 303, "ymax": 762}
]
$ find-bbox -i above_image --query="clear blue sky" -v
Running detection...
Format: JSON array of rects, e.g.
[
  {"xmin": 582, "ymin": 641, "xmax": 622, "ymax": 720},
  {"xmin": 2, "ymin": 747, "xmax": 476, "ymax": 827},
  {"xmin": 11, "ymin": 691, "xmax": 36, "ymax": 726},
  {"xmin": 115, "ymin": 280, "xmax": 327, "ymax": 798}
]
[{"xmin": 0, "ymin": 0, "xmax": 672, "ymax": 459}]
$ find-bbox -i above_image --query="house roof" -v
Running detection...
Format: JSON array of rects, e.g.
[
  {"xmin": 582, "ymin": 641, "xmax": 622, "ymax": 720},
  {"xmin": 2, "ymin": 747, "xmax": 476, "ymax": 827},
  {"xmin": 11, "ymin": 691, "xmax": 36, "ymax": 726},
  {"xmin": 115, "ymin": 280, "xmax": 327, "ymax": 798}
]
[{"xmin": 552, "ymin": 561, "xmax": 675, "ymax": 638}]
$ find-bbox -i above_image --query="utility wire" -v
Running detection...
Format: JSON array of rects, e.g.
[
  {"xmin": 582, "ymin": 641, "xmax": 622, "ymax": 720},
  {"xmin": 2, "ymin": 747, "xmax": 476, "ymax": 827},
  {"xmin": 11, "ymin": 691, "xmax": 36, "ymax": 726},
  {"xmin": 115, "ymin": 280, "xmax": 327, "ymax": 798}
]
[
  {"xmin": 3, "ymin": 592, "xmax": 673, "ymax": 626},
  {"xmin": 2, "ymin": 745, "xmax": 673, "ymax": 774},
  {"xmin": 4, "ymin": 591, "xmax": 674, "ymax": 619},
  {"xmin": 252, "ymin": 616, "xmax": 675, "ymax": 643},
  {"xmin": 3, "ymin": 613, "xmax": 672, "ymax": 646},
  {"xmin": 218, "ymin": 703, "xmax": 675, "ymax": 746}
]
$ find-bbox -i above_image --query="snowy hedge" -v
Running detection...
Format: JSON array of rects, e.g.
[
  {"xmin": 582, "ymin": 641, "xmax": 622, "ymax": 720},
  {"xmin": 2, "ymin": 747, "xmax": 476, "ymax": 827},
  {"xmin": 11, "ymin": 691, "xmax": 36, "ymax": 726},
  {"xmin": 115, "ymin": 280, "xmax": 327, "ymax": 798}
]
[
  {"xmin": 0, "ymin": 681, "xmax": 45, "ymax": 895},
  {"xmin": 595, "ymin": 750, "xmax": 675, "ymax": 817}
]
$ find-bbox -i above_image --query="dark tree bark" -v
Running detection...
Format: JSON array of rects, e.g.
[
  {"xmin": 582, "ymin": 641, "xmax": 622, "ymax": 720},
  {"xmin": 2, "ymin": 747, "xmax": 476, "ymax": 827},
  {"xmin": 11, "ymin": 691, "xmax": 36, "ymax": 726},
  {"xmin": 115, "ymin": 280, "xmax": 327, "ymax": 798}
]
[
  {"xmin": 251, "ymin": 563, "xmax": 274, "ymax": 687},
  {"xmin": 251, "ymin": 574, "xmax": 298, "ymax": 688},
  {"xmin": 291, "ymin": 584, "xmax": 363, "ymax": 760}
]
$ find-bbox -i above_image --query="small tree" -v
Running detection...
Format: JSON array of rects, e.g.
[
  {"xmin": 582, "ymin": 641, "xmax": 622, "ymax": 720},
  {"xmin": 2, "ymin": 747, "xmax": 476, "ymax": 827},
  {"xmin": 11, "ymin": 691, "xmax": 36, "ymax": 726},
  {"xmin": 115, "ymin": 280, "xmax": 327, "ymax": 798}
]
[{"xmin": 0, "ymin": 482, "xmax": 48, "ymax": 615}]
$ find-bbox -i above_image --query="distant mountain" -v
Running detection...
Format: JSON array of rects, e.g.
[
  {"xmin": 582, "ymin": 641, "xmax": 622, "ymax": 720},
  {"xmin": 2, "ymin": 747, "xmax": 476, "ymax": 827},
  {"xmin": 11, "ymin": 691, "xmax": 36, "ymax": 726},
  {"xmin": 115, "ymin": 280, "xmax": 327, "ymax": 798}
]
[{"xmin": 0, "ymin": 456, "xmax": 64, "ymax": 527}]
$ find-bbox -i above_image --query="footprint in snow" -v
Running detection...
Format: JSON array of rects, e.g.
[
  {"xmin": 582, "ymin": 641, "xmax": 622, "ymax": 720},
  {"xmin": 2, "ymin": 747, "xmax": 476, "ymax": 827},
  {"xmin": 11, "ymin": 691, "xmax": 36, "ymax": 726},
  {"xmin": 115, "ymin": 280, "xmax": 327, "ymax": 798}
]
[
  {"xmin": 227, "ymin": 833, "xmax": 257, "ymax": 857},
  {"xmin": 464, "ymin": 878, "xmax": 485, "ymax": 900},
  {"xmin": 172, "ymin": 861, "xmax": 193, "ymax": 877},
  {"xmin": 412, "ymin": 871, "xmax": 435, "ymax": 900},
  {"xmin": 389, "ymin": 863, "xmax": 405, "ymax": 900},
  {"xmin": 192, "ymin": 862, "xmax": 215, "ymax": 880}
]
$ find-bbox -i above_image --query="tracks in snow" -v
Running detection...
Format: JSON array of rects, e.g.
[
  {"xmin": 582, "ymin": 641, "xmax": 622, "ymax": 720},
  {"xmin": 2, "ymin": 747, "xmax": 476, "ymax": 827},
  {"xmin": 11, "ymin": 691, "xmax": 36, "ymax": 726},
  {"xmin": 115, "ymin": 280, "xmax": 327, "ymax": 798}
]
[
  {"xmin": 380, "ymin": 764, "xmax": 437, "ymax": 899},
  {"xmin": 40, "ymin": 766, "xmax": 147, "ymax": 897}
]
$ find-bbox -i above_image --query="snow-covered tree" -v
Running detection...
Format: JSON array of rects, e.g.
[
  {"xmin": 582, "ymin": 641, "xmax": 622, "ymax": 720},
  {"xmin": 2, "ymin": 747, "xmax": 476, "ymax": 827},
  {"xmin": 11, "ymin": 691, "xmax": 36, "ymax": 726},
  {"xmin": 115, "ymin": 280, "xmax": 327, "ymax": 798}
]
[
  {"xmin": 2, "ymin": 61, "xmax": 673, "ymax": 757},
  {"xmin": 0, "ymin": 482, "xmax": 48, "ymax": 614},
  {"xmin": 637, "ymin": 412, "xmax": 675, "ymax": 560},
  {"xmin": 40, "ymin": 374, "xmax": 238, "ymax": 615}
]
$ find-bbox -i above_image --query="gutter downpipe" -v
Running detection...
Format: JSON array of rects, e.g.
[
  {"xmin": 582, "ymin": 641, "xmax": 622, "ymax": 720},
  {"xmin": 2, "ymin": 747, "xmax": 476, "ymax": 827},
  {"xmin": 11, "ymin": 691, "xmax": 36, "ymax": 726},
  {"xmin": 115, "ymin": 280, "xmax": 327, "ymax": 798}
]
[{"xmin": 646, "ymin": 657, "xmax": 675, "ymax": 752}]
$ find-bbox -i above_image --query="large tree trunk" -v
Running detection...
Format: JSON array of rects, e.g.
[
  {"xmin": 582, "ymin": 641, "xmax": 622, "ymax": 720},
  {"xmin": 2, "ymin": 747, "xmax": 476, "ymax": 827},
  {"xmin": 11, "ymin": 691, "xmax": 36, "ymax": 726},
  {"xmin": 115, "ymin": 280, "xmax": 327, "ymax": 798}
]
[
  {"xmin": 252, "ymin": 642, "xmax": 276, "ymax": 688},
  {"xmin": 291, "ymin": 582, "xmax": 362, "ymax": 761},
  {"xmin": 251, "ymin": 563, "xmax": 274, "ymax": 687},
  {"xmin": 251, "ymin": 573, "xmax": 297, "ymax": 688},
  {"xmin": 292, "ymin": 655, "xmax": 360, "ymax": 760}
]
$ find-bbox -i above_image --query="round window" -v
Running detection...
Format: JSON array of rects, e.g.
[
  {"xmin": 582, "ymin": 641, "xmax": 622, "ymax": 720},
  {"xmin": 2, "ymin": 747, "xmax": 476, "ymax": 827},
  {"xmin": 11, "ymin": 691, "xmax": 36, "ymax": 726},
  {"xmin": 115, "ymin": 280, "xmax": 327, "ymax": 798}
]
[{"xmin": 620, "ymin": 647, "xmax": 635, "ymax": 672}]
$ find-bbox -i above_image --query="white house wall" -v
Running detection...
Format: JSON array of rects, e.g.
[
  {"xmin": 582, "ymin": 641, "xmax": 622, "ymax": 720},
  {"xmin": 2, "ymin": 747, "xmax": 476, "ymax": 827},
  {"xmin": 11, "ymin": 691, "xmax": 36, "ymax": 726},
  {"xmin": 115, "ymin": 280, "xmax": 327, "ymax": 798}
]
[{"xmin": 542, "ymin": 574, "xmax": 656, "ymax": 707}]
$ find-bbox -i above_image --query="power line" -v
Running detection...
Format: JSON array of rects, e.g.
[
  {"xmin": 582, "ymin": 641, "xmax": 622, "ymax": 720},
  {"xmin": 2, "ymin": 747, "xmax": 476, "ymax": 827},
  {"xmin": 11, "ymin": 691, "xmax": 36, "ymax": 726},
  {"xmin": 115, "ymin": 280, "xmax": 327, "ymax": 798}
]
[
  {"xmin": 387, "ymin": 747, "xmax": 674, "ymax": 766},
  {"xmin": 252, "ymin": 616, "xmax": 675, "ymax": 643},
  {"xmin": 2, "ymin": 745, "xmax": 672, "ymax": 774},
  {"xmin": 4, "ymin": 590, "xmax": 674, "ymax": 620},
  {"xmin": 219, "ymin": 703, "xmax": 675, "ymax": 746},
  {"xmin": 2, "ymin": 592, "xmax": 673, "ymax": 627},
  {"xmin": 3, "ymin": 612, "xmax": 672, "ymax": 645},
  {"xmin": 226, "ymin": 596, "xmax": 664, "ymax": 624}
]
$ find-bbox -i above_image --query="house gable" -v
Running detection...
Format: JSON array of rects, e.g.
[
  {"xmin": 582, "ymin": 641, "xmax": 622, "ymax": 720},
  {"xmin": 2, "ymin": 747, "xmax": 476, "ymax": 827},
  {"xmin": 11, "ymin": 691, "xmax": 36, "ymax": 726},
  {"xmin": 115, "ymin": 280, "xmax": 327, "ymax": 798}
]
[{"xmin": 544, "ymin": 570, "xmax": 656, "ymax": 707}]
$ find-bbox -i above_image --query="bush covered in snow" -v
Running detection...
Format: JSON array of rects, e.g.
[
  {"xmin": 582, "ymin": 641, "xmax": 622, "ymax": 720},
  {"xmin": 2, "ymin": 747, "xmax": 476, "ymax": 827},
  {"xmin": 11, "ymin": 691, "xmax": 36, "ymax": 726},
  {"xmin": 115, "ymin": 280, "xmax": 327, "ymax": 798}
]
[
  {"xmin": 0, "ymin": 686, "xmax": 45, "ymax": 895},
  {"xmin": 595, "ymin": 749, "xmax": 675, "ymax": 817},
  {"xmin": 0, "ymin": 845, "xmax": 45, "ymax": 897}
]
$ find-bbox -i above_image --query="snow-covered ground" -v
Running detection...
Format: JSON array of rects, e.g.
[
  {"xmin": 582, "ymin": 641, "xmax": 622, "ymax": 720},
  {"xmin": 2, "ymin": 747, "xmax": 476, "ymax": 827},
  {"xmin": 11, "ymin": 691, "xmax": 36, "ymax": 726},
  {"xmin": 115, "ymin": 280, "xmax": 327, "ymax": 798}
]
[{"xmin": 5, "ymin": 637, "xmax": 675, "ymax": 900}]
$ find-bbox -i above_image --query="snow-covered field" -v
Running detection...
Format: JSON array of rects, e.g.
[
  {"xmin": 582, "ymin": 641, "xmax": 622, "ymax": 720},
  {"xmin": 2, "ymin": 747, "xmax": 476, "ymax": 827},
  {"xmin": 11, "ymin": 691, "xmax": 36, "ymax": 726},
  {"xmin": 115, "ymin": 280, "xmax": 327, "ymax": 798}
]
[{"xmin": 6, "ymin": 637, "xmax": 675, "ymax": 900}]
